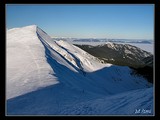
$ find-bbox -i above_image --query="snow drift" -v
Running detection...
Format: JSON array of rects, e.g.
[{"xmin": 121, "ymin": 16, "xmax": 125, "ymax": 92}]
[{"xmin": 6, "ymin": 25, "xmax": 153, "ymax": 115}]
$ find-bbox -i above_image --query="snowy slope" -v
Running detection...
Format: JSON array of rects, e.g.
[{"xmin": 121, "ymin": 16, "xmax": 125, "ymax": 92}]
[
  {"xmin": 7, "ymin": 25, "xmax": 153, "ymax": 115},
  {"xmin": 59, "ymin": 87, "xmax": 153, "ymax": 115},
  {"xmin": 7, "ymin": 86, "xmax": 153, "ymax": 115},
  {"xmin": 7, "ymin": 25, "xmax": 58, "ymax": 99}
]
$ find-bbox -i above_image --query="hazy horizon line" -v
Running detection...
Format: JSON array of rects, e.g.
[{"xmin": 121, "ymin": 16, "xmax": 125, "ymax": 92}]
[{"xmin": 51, "ymin": 36, "xmax": 153, "ymax": 40}]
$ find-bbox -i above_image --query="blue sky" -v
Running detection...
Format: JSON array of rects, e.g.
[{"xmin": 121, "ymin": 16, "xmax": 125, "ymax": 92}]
[{"xmin": 6, "ymin": 4, "xmax": 154, "ymax": 39}]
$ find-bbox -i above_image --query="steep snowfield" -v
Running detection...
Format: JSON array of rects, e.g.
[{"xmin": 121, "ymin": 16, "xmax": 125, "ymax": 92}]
[
  {"xmin": 7, "ymin": 25, "xmax": 58, "ymax": 99},
  {"xmin": 6, "ymin": 25, "xmax": 153, "ymax": 115}
]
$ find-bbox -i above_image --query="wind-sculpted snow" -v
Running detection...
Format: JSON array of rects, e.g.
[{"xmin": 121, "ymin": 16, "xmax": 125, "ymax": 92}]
[{"xmin": 7, "ymin": 25, "xmax": 153, "ymax": 115}]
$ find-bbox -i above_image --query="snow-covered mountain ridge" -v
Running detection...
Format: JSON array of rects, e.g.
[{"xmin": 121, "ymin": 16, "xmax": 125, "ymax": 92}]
[{"xmin": 7, "ymin": 25, "xmax": 153, "ymax": 115}]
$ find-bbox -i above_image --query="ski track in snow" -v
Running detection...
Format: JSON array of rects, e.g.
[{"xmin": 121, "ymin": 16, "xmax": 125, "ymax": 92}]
[{"xmin": 6, "ymin": 25, "xmax": 154, "ymax": 115}]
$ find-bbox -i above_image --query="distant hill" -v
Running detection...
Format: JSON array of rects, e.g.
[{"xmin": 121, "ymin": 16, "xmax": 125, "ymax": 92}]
[
  {"xmin": 75, "ymin": 42, "xmax": 153, "ymax": 68},
  {"xmin": 72, "ymin": 39, "xmax": 153, "ymax": 44},
  {"xmin": 75, "ymin": 42, "xmax": 153, "ymax": 83}
]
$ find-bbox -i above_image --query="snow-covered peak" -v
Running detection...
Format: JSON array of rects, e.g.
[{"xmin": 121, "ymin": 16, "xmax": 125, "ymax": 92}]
[
  {"xmin": 7, "ymin": 25, "xmax": 37, "ymax": 32},
  {"xmin": 7, "ymin": 25, "xmax": 153, "ymax": 115},
  {"xmin": 105, "ymin": 42, "xmax": 114, "ymax": 46},
  {"xmin": 7, "ymin": 25, "xmax": 58, "ymax": 99},
  {"xmin": 22, "ymin": 24, "xmax": 37, "ymax": 29},
  {"xmin": 103, "ymin": 42, "xmax": 152, "ymax": 59}
]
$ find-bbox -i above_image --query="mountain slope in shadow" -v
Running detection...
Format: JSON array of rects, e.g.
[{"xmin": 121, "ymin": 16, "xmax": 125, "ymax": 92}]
[{"xmin": 75, "ymin": 43, "xmax": 153, "ymax": 83}]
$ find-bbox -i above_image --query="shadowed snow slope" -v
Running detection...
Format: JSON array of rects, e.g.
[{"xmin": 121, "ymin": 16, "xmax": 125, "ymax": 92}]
[{"xmin": 7, "ymin": 25, "xmax": 153, "ymax": 115}]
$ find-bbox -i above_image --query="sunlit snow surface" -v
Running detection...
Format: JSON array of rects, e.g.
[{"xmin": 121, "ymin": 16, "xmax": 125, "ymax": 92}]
[{"xmin": 7, "ymin": 25, "xmax": 154, "ymax": 115}]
